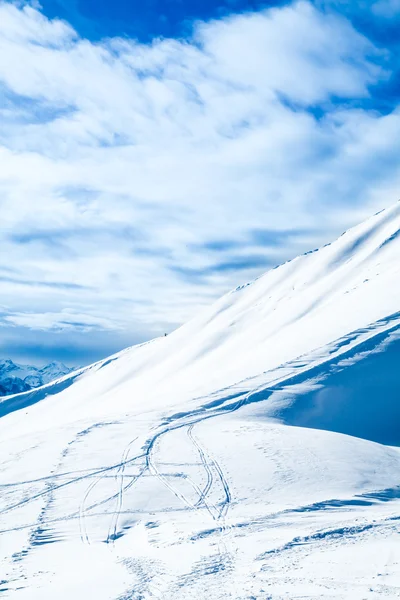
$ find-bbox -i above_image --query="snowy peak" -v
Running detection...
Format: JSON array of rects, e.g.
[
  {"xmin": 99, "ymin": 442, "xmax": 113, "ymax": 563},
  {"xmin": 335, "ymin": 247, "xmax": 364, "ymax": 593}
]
[
  {"xmin": 38, "ymin": 361, "xmax": 71, "ymax": 383},
  {"xmin": 0, "ymin": 359, "xmax": 75, "ymax": 396}
]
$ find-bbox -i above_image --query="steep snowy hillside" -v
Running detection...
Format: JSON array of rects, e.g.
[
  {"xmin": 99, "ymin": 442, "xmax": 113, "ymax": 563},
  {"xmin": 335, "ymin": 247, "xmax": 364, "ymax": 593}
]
[
  {"xmin": 0, "ymin": 360, "xmax": 74, "ymax": 396},
  {"xmin": 0, "ymin": 202, "xmax": 399, "ymax": 599}
]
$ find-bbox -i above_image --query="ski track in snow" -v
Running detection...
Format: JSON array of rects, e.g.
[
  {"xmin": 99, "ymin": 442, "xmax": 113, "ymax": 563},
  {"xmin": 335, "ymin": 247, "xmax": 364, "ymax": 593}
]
[
  {"xmin": 1, "ymin": 348, "xmax": 400, "ymax": 598},
  {"xmin": 1, "ymin": 334, "xmax": 400, "ymax": 599},
  {"xmin": 1, "ymin": 203, "xmax": 400, "ymax": 598}
]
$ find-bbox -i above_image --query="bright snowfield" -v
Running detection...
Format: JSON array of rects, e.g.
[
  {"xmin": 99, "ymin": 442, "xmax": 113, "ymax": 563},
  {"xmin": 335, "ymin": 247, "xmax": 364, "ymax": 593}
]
[{"xmin": 1, "ymin": 202, "xmax": 400, "ymax": 599}]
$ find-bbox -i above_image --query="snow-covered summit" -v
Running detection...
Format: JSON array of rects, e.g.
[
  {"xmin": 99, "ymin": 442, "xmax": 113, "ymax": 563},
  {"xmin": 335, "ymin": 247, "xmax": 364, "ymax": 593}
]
[{"xmin": 0, "ymin": 359, "xmax": 74, "ymax": 396}]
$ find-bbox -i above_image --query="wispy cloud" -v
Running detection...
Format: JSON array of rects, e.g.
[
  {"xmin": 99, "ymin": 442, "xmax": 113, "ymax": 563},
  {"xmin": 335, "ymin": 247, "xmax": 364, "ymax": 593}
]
[
  {"xmin": 0, "ymin": 0, "xmax": 399, "ymax": 362},
  {"xmin": 2, "ymin": 308, "xmax": 120, "ymax": 330}
]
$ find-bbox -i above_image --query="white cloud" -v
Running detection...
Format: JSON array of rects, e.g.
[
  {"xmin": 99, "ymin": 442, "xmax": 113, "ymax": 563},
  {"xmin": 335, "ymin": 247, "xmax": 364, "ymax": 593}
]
[
  {"xmin": 3, "ymin": 308, "xmax": 121, "ymax": 331},
  {"xmin": 0, "ymin": 0, "xmax": 399, "ymax": 359}
]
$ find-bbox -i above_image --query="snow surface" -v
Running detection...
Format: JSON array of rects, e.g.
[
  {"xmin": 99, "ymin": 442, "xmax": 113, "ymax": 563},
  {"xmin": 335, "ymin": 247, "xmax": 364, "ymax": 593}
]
[{"xmin": 1, "ymin": 202, "xmax": 400, "ymax": 599}]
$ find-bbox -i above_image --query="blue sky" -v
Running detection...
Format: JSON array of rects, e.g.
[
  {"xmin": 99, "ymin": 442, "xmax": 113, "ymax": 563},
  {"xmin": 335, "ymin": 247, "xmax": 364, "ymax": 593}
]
[
  {"xmin": 39, "ymin": 0, "xmax": 285, "ymax": 41},
  {"xmin": 0, "ymin": 0, "xmax": 399, "ymax": 365}
]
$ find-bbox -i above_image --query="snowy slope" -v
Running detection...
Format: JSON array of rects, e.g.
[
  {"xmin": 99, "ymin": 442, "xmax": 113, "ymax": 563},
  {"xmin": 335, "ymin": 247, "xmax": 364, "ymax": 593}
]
[
  {"xmin": 0, "ymin": 202, "xmax": 400, "ymax": 599},
  {"xmin": 0, "ymin": 360, "xmax": 74, "ymax": 396}
]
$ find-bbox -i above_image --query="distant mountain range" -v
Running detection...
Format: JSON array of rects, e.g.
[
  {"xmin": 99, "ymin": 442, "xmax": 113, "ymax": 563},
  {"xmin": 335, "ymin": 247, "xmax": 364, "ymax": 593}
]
[{"xmin": 0, "ymin": 359, "xmax": 75, "ymax": 396}]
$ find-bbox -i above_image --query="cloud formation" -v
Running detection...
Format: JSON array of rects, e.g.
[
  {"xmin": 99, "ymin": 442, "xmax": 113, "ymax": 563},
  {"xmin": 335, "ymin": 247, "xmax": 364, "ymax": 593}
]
[{"xmin": 0, "ymin": 0, "xmax": 399, "ymax": 363}]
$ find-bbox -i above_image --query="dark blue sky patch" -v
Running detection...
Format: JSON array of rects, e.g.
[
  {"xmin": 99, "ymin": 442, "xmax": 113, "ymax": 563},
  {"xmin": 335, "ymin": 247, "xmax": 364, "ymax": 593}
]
[
  {"xmin": 367, "ymin": 71, "xmax": 400, "ymax": 115},
  {"xmin": 36, "ymin": 0, "xmax": 400, "ymax": 56},
  {"xmin": 344, "ymin": 6, "xmax": 400, "ymax": 49},
  {"xmin": 39, "ymin": 0, "xmax": 288, "ymax": 41}
]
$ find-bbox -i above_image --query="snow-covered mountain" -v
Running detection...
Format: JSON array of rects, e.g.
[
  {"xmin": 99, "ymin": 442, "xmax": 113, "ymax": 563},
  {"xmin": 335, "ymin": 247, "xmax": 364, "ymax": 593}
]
[
  {"xmin": 1, "ymin": 202, "xmax": 399, "ymax": 599},
  {"xmin": 0, "ymin": 359, "xmax": 74, "ymax": 396}
]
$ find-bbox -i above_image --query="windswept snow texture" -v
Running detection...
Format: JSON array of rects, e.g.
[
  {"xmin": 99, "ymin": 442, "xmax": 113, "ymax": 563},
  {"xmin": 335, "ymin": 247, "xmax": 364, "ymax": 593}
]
[
  {"xmin": 1, "ymin": 202, "xmax": 400, "ymax": 599},
  {"xmin": 0, "ymin": 360, "xmax": 74, "ymax": 396}
]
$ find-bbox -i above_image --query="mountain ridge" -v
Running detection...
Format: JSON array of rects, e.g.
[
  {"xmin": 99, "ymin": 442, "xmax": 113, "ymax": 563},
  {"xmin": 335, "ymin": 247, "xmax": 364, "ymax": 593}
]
[
  {"xmin": 0, "ymin": 359, "xmax": 74, "ymax": 396},
  {"xmin": 1, "ymin": 200, "xmax": 400, "ymax": 428},
  {"xmin": 0, "ymin": 202, "xmax": 399, "ymax": 598}
]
